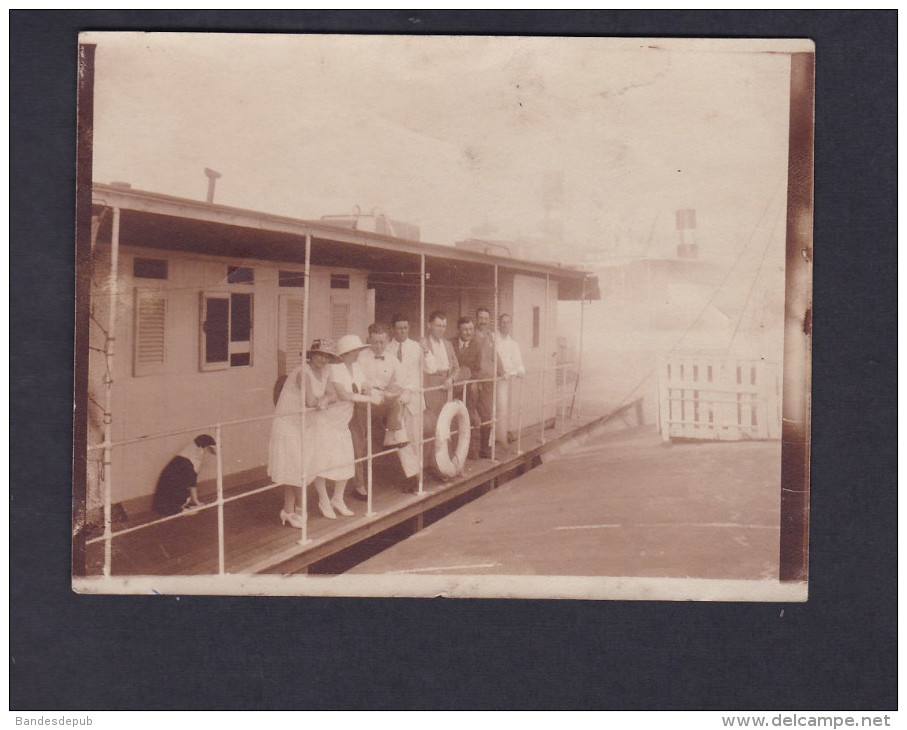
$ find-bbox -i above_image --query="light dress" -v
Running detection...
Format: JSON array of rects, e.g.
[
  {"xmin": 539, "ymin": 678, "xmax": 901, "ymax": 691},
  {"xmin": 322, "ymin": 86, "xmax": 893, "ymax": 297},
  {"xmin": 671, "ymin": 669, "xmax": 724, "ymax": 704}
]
[
  {"xmin": 306, "ymin": 364, "xmax": 356, "ymax": 482},
  {"xmin": 267, "ymin": 365, "xmax": 310, "ymax": 487}
]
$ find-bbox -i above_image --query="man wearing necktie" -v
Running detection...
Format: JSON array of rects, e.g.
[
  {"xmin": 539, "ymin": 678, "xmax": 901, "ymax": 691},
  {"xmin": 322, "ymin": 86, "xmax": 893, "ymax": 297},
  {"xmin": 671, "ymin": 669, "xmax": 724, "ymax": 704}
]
[
  {"xmin": 355, "ymin": 323, "xmax": 411, "ymax": 497},
  {"xmin": 385, "ymin": 314, "xmax": 435, "ymax": 493},
  {"xmin": 423, "ymin": 311, "xmax": 461, "ymax": 455},
  {"xmin": 450, "ymin": 316, "xmax": 493, "ymax": 459}
]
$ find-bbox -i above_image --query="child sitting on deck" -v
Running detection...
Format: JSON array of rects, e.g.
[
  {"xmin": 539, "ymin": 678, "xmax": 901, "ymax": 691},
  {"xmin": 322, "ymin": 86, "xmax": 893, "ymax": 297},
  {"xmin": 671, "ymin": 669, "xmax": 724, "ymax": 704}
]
[{"xmin": 151, "ymin": 434, "xmax": 217, "ymax": 516}]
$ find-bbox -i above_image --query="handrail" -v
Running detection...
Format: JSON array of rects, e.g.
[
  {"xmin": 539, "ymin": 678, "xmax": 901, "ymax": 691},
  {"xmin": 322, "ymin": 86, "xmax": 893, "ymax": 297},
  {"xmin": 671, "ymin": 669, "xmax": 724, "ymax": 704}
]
[
  {"xmin": 84, "ymin": 359, "xmax": 580, "ymax": 574},
  {"xmin": 86, "ymin": 365, "xmax": 572, "ymax": 453}
]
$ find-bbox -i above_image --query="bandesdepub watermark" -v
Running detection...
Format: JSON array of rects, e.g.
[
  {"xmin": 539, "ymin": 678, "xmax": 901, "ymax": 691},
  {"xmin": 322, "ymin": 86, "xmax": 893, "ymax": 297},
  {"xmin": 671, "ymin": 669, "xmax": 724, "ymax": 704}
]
[{"xmin": 15, "ymin": 718, "xmax": 91, "ymax": 726}]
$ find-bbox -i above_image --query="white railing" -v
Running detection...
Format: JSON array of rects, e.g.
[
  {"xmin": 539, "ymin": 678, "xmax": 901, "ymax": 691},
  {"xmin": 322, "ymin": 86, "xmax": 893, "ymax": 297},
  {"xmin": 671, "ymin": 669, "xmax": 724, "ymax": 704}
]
[
  {"xmin": 84, "ymin": 360, "xmax": 578, "ymax": 576},
  {"xmin": 658, "ymin": 354, "xmax": 782, "ymax": 442}
]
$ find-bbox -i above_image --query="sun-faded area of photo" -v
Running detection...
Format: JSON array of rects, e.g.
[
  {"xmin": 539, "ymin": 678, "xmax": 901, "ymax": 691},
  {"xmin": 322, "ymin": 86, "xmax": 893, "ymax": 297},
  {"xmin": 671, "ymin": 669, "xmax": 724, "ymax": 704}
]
[{"xmin": 73, "ymin": 34, "xmax": 812, "ymax": 600}]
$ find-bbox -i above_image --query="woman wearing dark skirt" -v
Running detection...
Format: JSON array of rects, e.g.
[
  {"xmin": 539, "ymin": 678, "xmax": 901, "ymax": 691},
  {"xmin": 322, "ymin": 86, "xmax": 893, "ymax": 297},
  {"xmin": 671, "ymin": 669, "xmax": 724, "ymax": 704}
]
[{"xmin": 151, "ymin": 434, "xmax": 217, "ymax": 516}]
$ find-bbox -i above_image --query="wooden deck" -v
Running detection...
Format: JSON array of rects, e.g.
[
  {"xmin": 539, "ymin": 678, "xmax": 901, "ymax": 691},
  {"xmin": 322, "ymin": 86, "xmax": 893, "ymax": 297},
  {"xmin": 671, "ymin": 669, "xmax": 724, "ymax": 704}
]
[{"xmin": 84, "ymin": 405, "xmax": 638, "ymax": 577}]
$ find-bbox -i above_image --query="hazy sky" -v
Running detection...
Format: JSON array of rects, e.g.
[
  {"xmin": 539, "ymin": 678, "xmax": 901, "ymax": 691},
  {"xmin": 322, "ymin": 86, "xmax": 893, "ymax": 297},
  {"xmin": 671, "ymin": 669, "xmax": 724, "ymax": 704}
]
[{"xmin": 87, "ymin": 34, "xmax": 798, "ymax": 261}]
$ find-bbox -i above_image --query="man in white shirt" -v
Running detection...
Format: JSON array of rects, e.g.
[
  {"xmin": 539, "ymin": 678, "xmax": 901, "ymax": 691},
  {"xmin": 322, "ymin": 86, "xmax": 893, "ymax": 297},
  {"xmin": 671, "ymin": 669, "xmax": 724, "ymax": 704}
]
[
  {"xmin": 358, "ymin": 322, "xmax": 411, "ymax": 477},
  {"xmin": 495, "ymin": 313, "xmax": 526, "ymax": 445},
  {"xmin": 422, "ymin": 310, "xmax": 461, "ymax": 439},
  {"xmin": 386, "ymin": 314, "xmax": 432, "ymax": 493}
]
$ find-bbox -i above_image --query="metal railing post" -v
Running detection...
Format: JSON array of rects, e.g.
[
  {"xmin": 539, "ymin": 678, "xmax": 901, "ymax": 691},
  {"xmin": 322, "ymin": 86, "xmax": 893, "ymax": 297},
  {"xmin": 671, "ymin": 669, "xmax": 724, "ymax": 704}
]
[
  {"xmin": 559, "ymin": 365, "xmax": 567, "ymax": 435},
  {"xmin": 542, "ymin": 274, "xmax": 551, "ymax": 444},
  {"xmin": 516, "ymin": 369, "xmax": 525, "ymax": 455},
  {"xmin": 215, "ymin": 422, "xmax": 225, "ymax": 574},
  {"xmin": 418, "ymin": 253, "xmax": 426, "ymax": 495},
  {"xmin": 366, "ymin": 401, "xmax": 374, "ymax": 517},
  {"xmin": 575, "ymin": 277, "xmax": 586, "ymax": 420}
]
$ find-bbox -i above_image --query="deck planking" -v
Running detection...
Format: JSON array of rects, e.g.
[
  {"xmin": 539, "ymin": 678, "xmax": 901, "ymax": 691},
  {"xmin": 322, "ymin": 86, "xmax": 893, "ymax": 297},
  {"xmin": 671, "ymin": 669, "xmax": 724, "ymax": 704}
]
[{"xmin": 85, "ymin": 413, "xmax": 606, "ymax": 577}]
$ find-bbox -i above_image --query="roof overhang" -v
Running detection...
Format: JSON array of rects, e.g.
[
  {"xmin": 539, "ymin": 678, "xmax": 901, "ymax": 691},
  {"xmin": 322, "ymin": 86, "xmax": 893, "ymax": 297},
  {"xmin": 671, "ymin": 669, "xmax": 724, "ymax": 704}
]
[{"xmin": 91, "ymin": 183, "xmax": 600, "ymax": 300}]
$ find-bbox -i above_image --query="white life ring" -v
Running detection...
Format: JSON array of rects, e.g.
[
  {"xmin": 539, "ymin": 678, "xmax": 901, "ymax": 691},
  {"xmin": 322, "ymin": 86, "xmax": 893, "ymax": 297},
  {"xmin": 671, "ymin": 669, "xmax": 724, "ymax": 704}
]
[{"xmin": 434, "ymin": 400, "xmax": 471, "ymax": 478}]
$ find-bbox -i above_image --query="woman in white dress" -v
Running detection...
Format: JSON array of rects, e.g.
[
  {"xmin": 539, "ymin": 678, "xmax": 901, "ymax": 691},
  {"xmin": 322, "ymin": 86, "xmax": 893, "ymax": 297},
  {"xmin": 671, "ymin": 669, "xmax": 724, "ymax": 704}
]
[
  {"xmin": 268, "ymin": 359, "xmax": 312, "ymax": 528},
  {"xmin": 331, "ymin": 334, "xmax": 385, "ymax": 504},
  {"xmin": 305, "ymin": 339, "xmax": 359, "ymax": 519},
  {"xmin": 268, "ymin": 339, "xmax": 354, "ymax": 524}
]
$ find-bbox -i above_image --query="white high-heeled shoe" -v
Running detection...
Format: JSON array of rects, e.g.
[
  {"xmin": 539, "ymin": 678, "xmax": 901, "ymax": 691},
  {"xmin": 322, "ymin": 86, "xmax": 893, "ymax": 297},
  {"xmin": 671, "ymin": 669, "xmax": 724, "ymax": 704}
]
[
  {"xmin": 318, "ymin": 499, "xmax": 337, "ymax": 520},
  {"xmin": 280, "ymin": 509, "xmax": 304, "ymax": 529},
  {"xmin": 331, "ymin": 498, "xmax": 354, "ymax": 517}
]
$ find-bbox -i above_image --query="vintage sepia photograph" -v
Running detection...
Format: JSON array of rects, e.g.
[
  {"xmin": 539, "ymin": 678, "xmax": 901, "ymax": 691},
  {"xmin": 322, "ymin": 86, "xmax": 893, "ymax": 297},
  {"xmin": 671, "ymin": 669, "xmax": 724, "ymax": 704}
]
[{"xmin": 72, "ymin": 33, "xmax": 813, "ymax": 600}]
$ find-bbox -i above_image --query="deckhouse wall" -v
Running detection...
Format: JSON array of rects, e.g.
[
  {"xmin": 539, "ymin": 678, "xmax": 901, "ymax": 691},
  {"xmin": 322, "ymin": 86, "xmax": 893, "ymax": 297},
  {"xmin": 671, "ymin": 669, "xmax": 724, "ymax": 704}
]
[{"xmin": 88, "ymin": 243, "xmax": 369, "ymax": 512}]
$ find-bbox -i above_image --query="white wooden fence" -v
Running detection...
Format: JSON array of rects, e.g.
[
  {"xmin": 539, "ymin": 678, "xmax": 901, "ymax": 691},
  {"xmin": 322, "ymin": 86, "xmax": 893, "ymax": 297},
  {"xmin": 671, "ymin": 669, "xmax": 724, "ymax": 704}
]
[{"xmin": 658, "ymin": 353, "xmax": 782, "ymax": 441}]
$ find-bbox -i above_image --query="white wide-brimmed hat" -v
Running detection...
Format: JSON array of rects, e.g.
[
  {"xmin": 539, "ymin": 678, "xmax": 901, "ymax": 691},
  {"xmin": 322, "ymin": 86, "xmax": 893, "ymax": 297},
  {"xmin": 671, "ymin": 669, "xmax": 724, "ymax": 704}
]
[{"xmin": 335, "ymin": 334, "xmax": 371, "ymax": 357}]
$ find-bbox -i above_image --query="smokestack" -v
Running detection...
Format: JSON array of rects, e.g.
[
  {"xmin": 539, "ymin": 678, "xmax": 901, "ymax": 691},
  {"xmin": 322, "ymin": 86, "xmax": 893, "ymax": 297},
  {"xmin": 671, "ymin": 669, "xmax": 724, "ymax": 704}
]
[{"xmin": 675, "ymin": 208, "xmax": 698, "ymax": 259}]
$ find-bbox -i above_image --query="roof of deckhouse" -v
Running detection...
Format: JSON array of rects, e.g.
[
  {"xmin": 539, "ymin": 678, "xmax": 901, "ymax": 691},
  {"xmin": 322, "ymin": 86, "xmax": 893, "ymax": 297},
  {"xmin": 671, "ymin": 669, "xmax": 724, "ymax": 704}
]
[{"xmin": 91, "ymin": 182, "xmax": 600, "ymax": 301}]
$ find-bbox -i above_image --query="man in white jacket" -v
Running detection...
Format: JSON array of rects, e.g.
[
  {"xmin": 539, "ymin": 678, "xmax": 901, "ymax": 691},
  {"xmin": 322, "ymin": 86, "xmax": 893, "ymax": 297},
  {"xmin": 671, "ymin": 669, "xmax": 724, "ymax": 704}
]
[
  {"xmin": 495, "ymin": 313, "xmax": 526, "ymax": 445},
  {"xmin": 386, "ymin": 313, "xmax": 435, "ymax": 493}
]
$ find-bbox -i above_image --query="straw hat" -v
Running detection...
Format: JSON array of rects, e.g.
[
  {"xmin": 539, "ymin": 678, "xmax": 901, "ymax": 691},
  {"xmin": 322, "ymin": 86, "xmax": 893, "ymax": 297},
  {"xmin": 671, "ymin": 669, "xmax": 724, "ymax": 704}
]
[
  {"xmin": 335, "ymin": 334, "xmax": 371, "ymax": 357},
  {"xmin": 306, "ymin": 339, "xmax": 340, "ymax": 363}
]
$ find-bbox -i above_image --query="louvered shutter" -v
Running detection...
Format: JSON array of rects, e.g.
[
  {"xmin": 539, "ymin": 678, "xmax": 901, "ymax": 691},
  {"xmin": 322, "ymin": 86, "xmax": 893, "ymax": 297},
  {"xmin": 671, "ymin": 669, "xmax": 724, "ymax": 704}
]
[
  {"xmin": 330, "ymin": 298, "xmax": 350, "ymax": 340},
  {"xmin": 134, "ymin": 289, "xmax": 167, "ymax": 376},
  {"xmin": 278, "ymin": 294, "xmax": 305, "ymax": 377}
]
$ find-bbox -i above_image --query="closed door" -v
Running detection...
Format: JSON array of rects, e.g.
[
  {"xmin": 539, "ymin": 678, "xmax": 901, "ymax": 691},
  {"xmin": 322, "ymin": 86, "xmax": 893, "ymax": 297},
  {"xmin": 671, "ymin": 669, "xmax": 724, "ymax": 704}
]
[{"xmin": 512, "ymin": 274, "xmax": 558, "ymax": 428}]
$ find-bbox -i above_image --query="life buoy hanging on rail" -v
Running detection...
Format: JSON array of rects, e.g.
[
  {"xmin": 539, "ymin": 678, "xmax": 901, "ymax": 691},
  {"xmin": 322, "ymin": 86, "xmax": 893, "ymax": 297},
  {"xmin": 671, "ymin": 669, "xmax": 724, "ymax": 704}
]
[{"xmin": 434, "ymin": 400, "xmax": 471, "ymax": 478}]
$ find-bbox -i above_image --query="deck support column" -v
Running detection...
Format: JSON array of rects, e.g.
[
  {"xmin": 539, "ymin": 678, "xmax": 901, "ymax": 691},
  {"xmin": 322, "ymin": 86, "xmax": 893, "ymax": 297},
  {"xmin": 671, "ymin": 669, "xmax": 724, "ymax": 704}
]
[
  {"xmin": 490, "ymin": 264, "xmax": 499, "ymax": 461},
  {"xmin": 299, "ymin": 233, "xmax": 312, "ymax": 544},
  {"xmin": 540, "ymin": 273, "xmax": 550, "ymax": 445},
  {"xmin": 101, "ymin": 205, "xmax": 121, "ymax": 578}
]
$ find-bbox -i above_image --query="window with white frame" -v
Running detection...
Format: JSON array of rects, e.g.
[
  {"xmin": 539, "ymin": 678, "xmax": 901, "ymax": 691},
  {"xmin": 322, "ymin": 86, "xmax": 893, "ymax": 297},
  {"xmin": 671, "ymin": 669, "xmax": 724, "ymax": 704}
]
[{"xmin": 200, "ymin": 291, "xmax": 253, "ymax": 370}]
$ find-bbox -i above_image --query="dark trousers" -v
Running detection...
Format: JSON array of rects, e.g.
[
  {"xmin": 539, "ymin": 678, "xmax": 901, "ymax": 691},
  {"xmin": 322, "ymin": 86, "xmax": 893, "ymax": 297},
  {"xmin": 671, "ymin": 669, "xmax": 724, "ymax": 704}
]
[
  {"xmin": 423, "ymin": 372, "xmax": 451, "ymax": 438},
  {"xmin": 464, "ymin": 382, "xmax": 493, "ymax": 458},
  {"xmin": 475, "ymin": 382, "xmax": 493, "ymax": 457}
]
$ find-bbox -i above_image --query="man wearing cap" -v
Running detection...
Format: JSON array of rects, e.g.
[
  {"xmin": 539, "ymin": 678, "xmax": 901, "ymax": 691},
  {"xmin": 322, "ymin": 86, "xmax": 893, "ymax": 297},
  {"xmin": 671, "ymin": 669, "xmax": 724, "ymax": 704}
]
[
  {"xmin": 151, "ymin": 434, "xmax": 217, "ymax": 516},
  {"xmin": 332, "ymin": 334, "xmax": 383, "ymax": 501}
]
